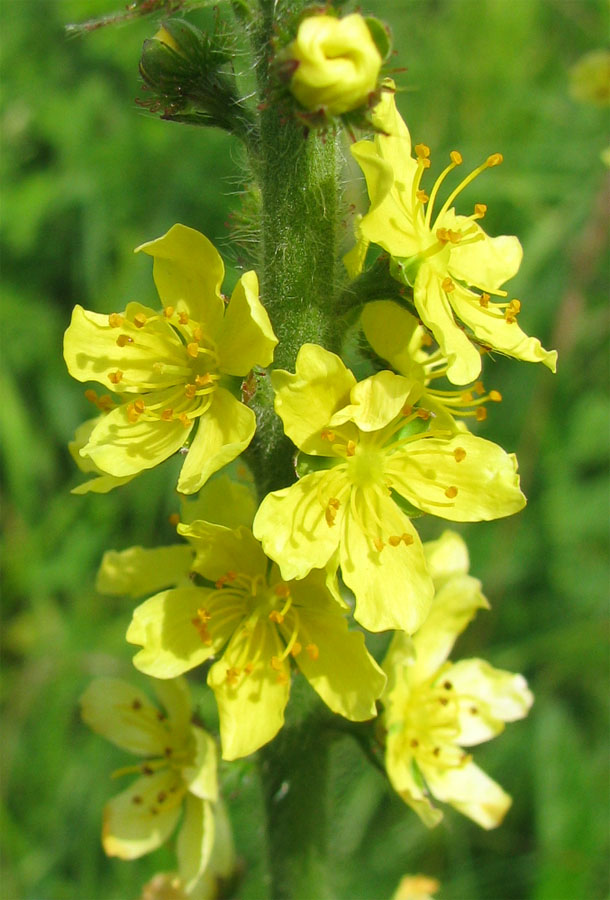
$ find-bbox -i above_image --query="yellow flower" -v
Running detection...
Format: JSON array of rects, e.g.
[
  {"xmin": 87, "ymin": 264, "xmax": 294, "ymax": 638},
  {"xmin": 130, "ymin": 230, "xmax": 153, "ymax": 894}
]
[
  {"xmin": 81, "ymin": 677, "xmax": 218, "ymax": 890},
  {"xmin": 126, "ymin": 518, "xmax": 385, "ymax": 761},
  {"xmin": 253, "ymin": 343, "xmax": 526, "ymax": 634},
  {"xmin": 287, "ymin": 14, "xmax": 382, "ymax": 116},
  {"xmin": 68, "ymin": 417, "xmax": 137, "ymax": 494},
  {"xmin": 64, "ymin": 224, "xmax": 277, "ymax": 494},
  {"xmin": 382, "ymin": 531, "xmax": 533, "ymax": 829},
  {"xmin": 351, "ymin": 83, "xmax": 557, "ymax": 385},
  {"xmin": 361, "ymin": 300, "xmax": 504, "ymax": 431}
]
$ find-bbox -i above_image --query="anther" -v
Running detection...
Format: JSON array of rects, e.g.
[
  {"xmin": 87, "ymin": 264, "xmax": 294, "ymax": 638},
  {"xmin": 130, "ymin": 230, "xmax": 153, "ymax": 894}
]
[
  {"xmin": 476, "ymin": 407, "xmax": 487, "ymax": 422},
  {"xmin": 179, "ymin": 413, "xmax": 191, "ymax": 428},
  {"xmin": 270, "ymin": 657, "xmax": 284, "ymax": 672},
  {"xmin": 416, "ymin": 189, "xmax": 429, "ymax": 203},
  {"xmin": 388, "ymin": 533, "xmax": 414, "ymax": 547},
  {"xmin": 192, "ymin": 326, "xmax": 203, "ymax": 342},
  {"xmin": 98, "ymin": 395, "xmax": 114, "ymax": 411},
  {"xmin": 469, "ymin": 706, "xmax": 479, "ymax": 715},
  {"xmin": 108, "ymin": 313, "xmax": 124, "ymax": 327},
  {"xmin": 306, "ymin": 643, "xmax": 319, "ymax": 661},
  {"xmin": 133, "ymin": 313, "xmax": 147, "ymax": 328},
  {"xmin": 163, "ymin": 306, "xmax": 175, "ymax": 318},
  {"xmin": 450, "ymin": 150, "xmax": 463, "ymax": 165},
  {"xmin": 416, "ymin": 408, "xmax": 431, "ymax": 419},
  {"xmin": 84, "ymin": 389, "xmax": 98, "ymax": 405},
  {"xmin": 187, "ymin": 342, "xmax": 199, "ymax": 358},
  {"xmin": 243, "ymin": 663, "xmax": 254, "ymax": 675},
  {"xmin": 453, "ymin": 447, "xmax": 466, "ymax": 463},
  {"xmin": 346, "ymin": 440, "xmax": 356, "ymax": 457},
  {"xmin": 116, "ymin": 334, "xmax": 133, "ymax": 347},
  {"xmin": 291, "ymin": 642, "xmax": 302, "ymax": 657},
  {"xmin": 436, "ymin": 227, "xmax": 450, "ymax": 243},
  {"xmin": 178, "ymin": 312, "xmax": 189, "ymax": 325},
  {"xmin": 415, "ymin": 143, "xmax": 431, "ymax": 159},
  {"xmin": 402, "ymin": 404, "xmax": 413, "ymax": 417},
  {"xmin": 274, "ymin": 583, "xmax": 291, "ymax": 598},
  {"xmin": 474, "ymin": 203, "xmax": 487, "ymax": 217},
  {"xmin": 226, "ymin": 667, "xmax": 240, "ymax": 685},
  {"xmin": 196, "ymin": 373, "xmax": 212, "ymax": 387},
  {"xmin": 474, "ymin": 381, "xmax": 485, "ymax": 394},
  {"xmin": 184, "ymin": 384, "xmax": 197, "ymax": 398},
  {"xmin": 486, "ymin": 153, "xmax": 503, "ymax": 167},
  {"xmin": 442, "ymin": 277, "xmax": 456, "ymax": 293},
  {"xmin": 321, "ymin": 429, "xmax": 335, "ymax": 441},
  {"xmin": 109, "ymin": 371, "xmax": 123, "ymax": 384},
  {"xmin": 373, "ymin": 537, "xmax": 384, "ymax": 552},
  {"xmin": 479, "ymin": 293, "xmax": 490, "ymax": 308},
  {"xmin": 489, "ymin": 390, "xmax": 502, "ymax": 402},
  {"xmin": 410, "ymin": 738, "xmax": 419, "ymax": 748},
  {"xmin": 269, "ymin": 610, "xmax": 284, "ymax": 624},
  {"xmin": 445, "ymin": 486, "xmax": 458, "ymax": 499},
  {"xmin": 168, "ymin": 513, "xmax": 180, "ymax": 526},
  {"xmin": 132, "ymin": 795, "xmax": 143, "ymax": 804},
  {"xmin": 325, "ymin": 498, "xmax": 340, "ymax": 527},
  {"xmin": 161, "ymin": 408, "xmax": 174, "ymax": 421}
]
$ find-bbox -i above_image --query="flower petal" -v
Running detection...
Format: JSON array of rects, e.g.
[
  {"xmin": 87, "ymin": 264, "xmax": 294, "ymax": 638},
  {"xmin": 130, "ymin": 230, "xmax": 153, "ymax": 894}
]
[
  {"xmin": 449, "ymin": 283, "xmax": 558, "ymax": 372},
  {"xmin": 127, "ymin": 587, "xmax": 227, "ymax": 678},
  {"xmin": 180, "ymin": 473, "xmax": 257, "ymax": 531},
  {"xmin": 82, "ymin": 399, "xmax": 190, "ymax": 477},
  {"xmin": 444, "ymin": 214, "xmax": 522, "ymax": 291},
  {"xmin": 443, "ymin": 659, "xmax": 533, "ymax": 746},
  {"xmin": 423, "ymin": 530, "xmax": 470, "ymax": 582},
  {"xmin": 176, "ymin": 795, "xmax": 215, "ymax": 891},
  {"xmin": 151, "ymin": 677, "xmax": 193, "ymax": 739},
  {"xmin": 421, "ymin": 760, "xmax": 511, "ymax": 829},
  {"xmin": 292, "ymin": 595, "xmax": 386, "ymax": 720},
  {"xmin": 216, "ymin": 271, "xmax": 277, "ymax": 375},
  {"xmin": 80, "ymin": 678, "xmax": 168, "ymax": 756},
  {"xmin": 361, "ymin": 301, "xmax": 426, "ymax": 381},
  {"xmin": 181, "ymin": 726, "xmax": 218, "ymax": 801},
  {"xmin": 63, "ymin": 304, "xmax": 186, "ymax": 393},
  {"xmin": 330, "ymin": 370, "xmax": 413, "ymax": 432},
  {"xmin": 136, "ymin": 224, "xmax": 225, "ymax": 335},
  {"xmin": 178, "ymin": 521, "xmax": 266, "ymax": 584},
  {"xmin": 384, "ymin": 736, "xmax": 443, "ymax": 828},
  {"xmin": 340, "ymin": 491, "xmax": 433, "ymax": 633},
  {"xmin": 414, "ymin": 264, "xmax": 482, "ymax": 385},
  {"xmin": 272, "ymin": 343, "xmax": 356, "ymax": 454},
  {"xmin": 390, "ymin": 433, "xmax": 526, "ymax": 521},
  {"xmin": 253, "ymin": 472, "xmax": 342, "ymax": 581},
  {"xmin": 102, "ymin": 771, "xmax": 183, "ymax": 859},
  {"xmin": 177, "ymin": 389, "xmax": 255, "ymax": 494},
  {"xmin": 96, "ymin": 545, "xmax": 194, "ymax": 598},
  {"xmin": 208, "ymin": 621, "xmax": 290, "ymax": 760}
]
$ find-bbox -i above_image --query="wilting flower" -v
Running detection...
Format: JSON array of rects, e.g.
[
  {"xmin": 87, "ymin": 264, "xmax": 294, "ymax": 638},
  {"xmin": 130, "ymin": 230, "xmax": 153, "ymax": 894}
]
[
  {"xmin": 286, "ymin": 14, "xmax": 382, "ymax": 115},
  {"xmin": 361, "ymin": 300, "xmax": 504, "ymax": 431},
  {"xmin": 121, "ymin": 516, "xmax": 384, "ymax": 761},
  {"xmin": 253, "ymin": 343, "xmax": 526, "ymax": 634},
  {"xmin": 351, "ymin": 82, "xmax": 557, "ymax": 384},
  {"xmin": 81, "ymin": 677, "xmax": 218, "ymax": 890},
  {"xmin": 382, "ymin": 531, "xmax": 533, "ymax": 828},
  {"xmin": 64, "ymin": 224, "xmax": 277, "ymax": 493}
]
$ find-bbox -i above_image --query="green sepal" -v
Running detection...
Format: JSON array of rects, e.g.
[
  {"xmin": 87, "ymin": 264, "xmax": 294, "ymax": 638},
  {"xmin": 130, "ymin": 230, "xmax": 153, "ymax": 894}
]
[
  {"xmin": 389, "ymin": 254, "xmax": 419, "ymax": 288},
  {"xmin": 365, "ymin": 17, "xmax": 392, "ymax": 62}
]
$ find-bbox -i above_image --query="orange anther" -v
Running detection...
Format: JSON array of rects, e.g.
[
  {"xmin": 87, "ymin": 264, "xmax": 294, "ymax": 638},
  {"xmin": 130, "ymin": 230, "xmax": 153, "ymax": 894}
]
[
  {"xmin": 415, "ymin": 143, "xmax": 431, "ymax": 159},
  {"xmin": 461, "ymin": 391, "xmax": 473, "ymax": 403},
  {"xmin": 474, "ymin": 203, "xmax": 487, "ymax": 217},
  {"xmin": 161, "ymin": 408, "xmax": 174, "ymax": 421},
  {"xmin": 108, "ymin": 371, "xmax": 123, "ymax": 384},
  {"xmin": 346, "ymin": 440, "xmax": 356, "ymax": 457},
  {"xmin": 184, "ymin": 384, "xmax": 197, "ymax": 399},
  {"xmin": 453, "ymin": 447, "xmax": 467, "ymax": 463},
  {"xmin": 450, "ymin": 150, "xmax": 463, "ymax": 165},
  {"xmin": 163, "ymin": 306, "xmax": 175, "ymax": 318},
  {"xmin": 116, "ymin": 334, "xmax": 133, "ymax": 347},
  {"xmin": 489, "ymin": 390, "xmax": 502, "ymax": 402},
  {"xmin": 270, "ymin": 656, "xmax": 284, "ymax": 672},
  {"xmin": 441, "ymin": 277, "xmax": 455, "ymax": 293},
  {"xmin": 108, "ymin": 313, "xmax": 124, "ymax": 327},
  {"xmin": 486, "ymin": 153, "xmax": 503, "ymax": 167},
  {"xmin": 416, "ymin": 189, "xmax": 429, "ymax": 203},
  {"xmin": 133, "ymin": 399, "xmax": 145, "ymax": 413},
  {"xmin": 192, "ymin": 326, "xmax": 203, "ymax": 342},
  {"xmin": 187, "ymin": 342, "xmax": 199, "ymax": 358},
  {"xmin": 179, "ymin": 413, "xmax": 191, "ymax": 428},
  {"xmin": 402, "ymin": 404, "xmax": 413, "ymax": 417},
  {"xmin": 445, "ymin": 486, "xmax": 458, "ymax": 499},
  {"xmin": 243, "ymin": 663, "xmax": 254, "ymax": 675},
  {"xmin": 416, "ymin": 408, "xmax": 431, "ymax": 419},
  {"xmin": 98, "ymin": 395, "xmax": 114, "ymax": 411},
  {"xmin": 476, "ymin": 407, "xmax": 487, "ymax": 422},
  {"xmin": 133, "ymin": 313, "xmax": 147, "ymax": 328},
  {"xmin": 269, "ymin": 610, "xmax": 284, "ymax": 624},
  {"xmin": 436, "ymin": 227, "xmax": 450, "ymax": 243},
  {"xmin": 274, "ymin": 583, "xmax": 291, "ymax": 598},
  {"xmin": 291, "ymin": 642, "xmax": 302, "ymax": 657},
  {"xmin": 321, "ymin": 429, "xmax": 335, "ymax": 441},
  {"xmin": 225, "ymin": 667, "xmax": 240, "ymax": 685},
  {"xmin": 168, "ymin": 513, "xmax": 180, "ymax": 526},
  {"xmin": 479, "ymin": 293, "xmax": 490, "ymax": 308},
  {"xmin": 474, "ymin": 381, "xmax": 485, "ymax": 395},
  {"xmin": 196, "ymin": 373, "xmax": 212, "ymax": 386},
  {"xmin": 84, "ymin": 389, "xmax": 98, "ymax": 404},
  {"xmin": 373, "ymin": 537, "xmax": 384, "ymax": 552},
  {"xmin": 178, "ymin": 312, "xmax": 189, "ymax": 325},
  {"xmin": 305, "ymin": 643, "xmax": 319, "ymax": 661}
]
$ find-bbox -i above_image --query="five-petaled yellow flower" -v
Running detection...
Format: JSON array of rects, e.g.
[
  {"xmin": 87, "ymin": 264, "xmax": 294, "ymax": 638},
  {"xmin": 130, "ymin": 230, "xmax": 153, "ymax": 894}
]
[
  {"xmin": 64, "ymin": 224, "xmax": 277, "ymax": 494},
  {"xmin": 81, "ymin": 676, "xmax": 218, "ymax": 890},
  {"xmin": 124, "ymin": 515, "xmax": 385, "ymax": 761},
  {"xmin": 351, "ymin": 82, "xmax": 557, "ymax": 385},
  {"xmin": 287, "ymin": 14, "xmax": 382, "ymax": 116},
  {"xmin": 382, "ymin": 531, "xmax": 533, "ymax": 829},
  {"xmin": 253, "ymin": 343, "xmax": 526, "ymax": 635}
]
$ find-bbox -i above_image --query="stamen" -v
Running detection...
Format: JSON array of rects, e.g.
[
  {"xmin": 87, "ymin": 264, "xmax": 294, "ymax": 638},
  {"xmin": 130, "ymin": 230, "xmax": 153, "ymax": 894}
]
[
  {"xmin": 163, "ymin": 306, "xmax": 174, "ymax": 318},
  {"xmin": 161, "ymin": 408, "xmax": 174, "ymax": 420},
  {"xmin": 133, "ymin": 313, "xmax": 147, "ymax": 328},
  {"xmin": 305, "ymin": 643, "xmax": 319, "ymax": 661},
  {"xmin": 388, "ymin": 533, "xmax": 414, "ymax": 547},
  {"xmin": 453, "ymin": 447, "xmax": 466, "ymax": 462},
  {"xmin": 474, "ymin": 203, "xmax": 487, "ymax": 218},
  {"xmin": 108, "ymin": 313, "xmax": 124, "ymax": 327},
  {"xmin": 479, "ymin": 293, "xmax": 490, "ymax": 308},
  {"xmin": 442, "ymin": 277, "xmax": 456, "ymax": 293},
  {"xmin": 109, "ymin": 371, "xmax": 123, "ymax": 384},
  {"xmin": 444, "ymin": 486, "xmax": 458, "ymax": 499},
  {"xmin": 489, "ymin": 390, "xmax": 502, "ymax": 402},
  {"xmin": 346, "ymin": 440, "xmax": 356, "ymax": 457},
  {"xmin": 116, "ymin": 334, "xmax": 133, "ymax": 347},
  {"xmin": 476, "ymin": 407, "xmax": 487, "ymax": 422},
  {"xmin": 325, "ymin": 497, "xmax": 341, "ymax": 527},
  {"xmin": 416, "ymin": 189, "xmax": 428, "ymax": 203},
  {"xmin": 178, "ymin": 312, "xmax": 189, "ymax": 325},
  {"xmin": 187, "ymin": 342, "xmax": 200, "ymax": 358}
]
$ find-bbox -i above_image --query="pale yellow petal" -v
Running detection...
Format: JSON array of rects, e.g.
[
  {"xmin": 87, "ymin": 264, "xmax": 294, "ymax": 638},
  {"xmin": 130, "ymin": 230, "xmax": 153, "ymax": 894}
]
[
  {"xmin": 96, "ymin": 545, "xmax": 194, "ymax": 598},
  {"xmin": 176, "ymin": 795, "xmax": 215, "ymax": 891},
  {"xmin": 216, "ymin": 271, "xmax": 277, "ymax": 374},
  {"xmin": 361, "ymin": 301, "xmax": 426, "ymax": 381},
  {"xmin": 136, "ymin": 224, "xmax": 225, "ymax": 335},
  {"xmin": 80, "ymin": 678, "xmax": 167, "ymax": 756},
  {"xmin": 271, "ymin": 343, "xmax": 356, "ymax": 454},
  {"xmin": 102, "ymin": 771, "xmax": 184, "ymax": 859},
  {"xmin": 151, "ymin": 677, "xmax": 193, "ymax": 739},
  {"xmin": 329, "ymin": 370, "xmax": 413, "ymax": 432},
  {"xmin": 177, "ymin": 389, "xmax": 256, "ymax": 494},
  {"xmin": 421, "ymin": 760, "xmax": 511, "ymax": 829},
  {"xmin": 179, "ymin": 473, "xmax": 257, "ymax": 531},
  {"xmin": 177, "ymin": 522, "xmax": 266, "ymax": 583},
  {"xmin": 423, "ymin": 530, "xmax": 470, "ymax": 582},
  {"xmin": 181, "ymin": 726, "xmax": 218, "ymax": 801}
]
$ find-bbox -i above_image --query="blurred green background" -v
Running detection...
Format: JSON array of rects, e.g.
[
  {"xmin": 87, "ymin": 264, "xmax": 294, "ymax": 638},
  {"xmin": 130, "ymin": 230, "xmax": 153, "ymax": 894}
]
[{"xmin": 2, "ymin": 1, "xmax": 609, "ymax": 898}]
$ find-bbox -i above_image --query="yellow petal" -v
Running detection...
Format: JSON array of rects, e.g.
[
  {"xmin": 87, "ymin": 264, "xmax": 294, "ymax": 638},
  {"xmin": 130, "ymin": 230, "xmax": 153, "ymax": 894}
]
[
  {"xmin": 96, "ymin": 545, "xmax": 194, "ymax": 598},
  {"xmin": 177, "ymin": 388, "xmax": 256, "ymax": 494},
  {"xmin": 103, "ymin": 771, "xmax": 183, "ymax": 859},
  {"xmin": 361, "ymin": 301, "xmax": 426, "ymax": 382},
  {"xmin": 421, "ymin": 760, "xmax": 511, "ymax": 829},
  {"xmin": 178, "ymin": 522, "xmax": 266, "ymax": 583},
  {"xmin": 216, "ymin": 271, "xmax": 277, "ymax": 374},
  {"xmin": 414, "ymin": 264, "xmax": 482, "ymax": 385},
  {"xmin": 271, "ymin": 343, "xmax": 356, "ymax": 455},
  {"xmin": 423, "ymin": 530, "xmax": 470, "ymax": 582},
  {"xmin": 181, "ymin": 726, "xmax": 218, "ymax": 801},
  {"xmin": 340, "ymin": 491, "xmax": 434, "ymax": 633},
  {"xmin": 127, "ymin": 587, "xmax": 227, "ymax": 678},
  {"xmin": 329, "ymin": 370, "xmax": 413, "ymax": 432},
  {"xmin": 253, "ymin": 472, "xmax": 342, "ymax": 581},
  {"xmin": 136, "ymin": 224, "xmax": 225, "ymax": 336},
  {"xmin": 444, "ymin": 659, "xmax": 533, "ymax": 746},
  {"xmin": 389, "ymin": 433, "xmax": 526, "ymax": 522},
  {"xmin": 151, "ymin": 677, "xmax": 193, "ymax": 739},
  {"xmin": 208, "ymin": 621, "xmax": 290, "ymax": 760},
  {"xmin": 176, "ymin": 795, "xmax": 215, "ymax": 891},
  {"xmin": 82, "ymin": 398, "xmax": 190, "ymax": 477},
  {"xmin": 180, "ymin": 473, "xmax": 257, "ymax": 531},
  {"xmin": 80, "ymin": 678, "xmax": 168, "ymax": 756}
]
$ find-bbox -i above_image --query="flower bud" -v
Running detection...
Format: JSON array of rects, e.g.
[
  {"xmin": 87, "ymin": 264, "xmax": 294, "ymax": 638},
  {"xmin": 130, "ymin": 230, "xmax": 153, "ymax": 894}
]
[{"xmin": 287, "ymin": 14, "xmax": 383, "ymax": 116}]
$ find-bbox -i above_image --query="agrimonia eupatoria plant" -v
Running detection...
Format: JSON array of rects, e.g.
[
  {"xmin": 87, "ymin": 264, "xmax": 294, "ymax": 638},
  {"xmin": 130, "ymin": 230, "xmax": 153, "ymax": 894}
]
[{"xmin": 65, "ymin": 2, "xmax": 554, "ymax": 897}]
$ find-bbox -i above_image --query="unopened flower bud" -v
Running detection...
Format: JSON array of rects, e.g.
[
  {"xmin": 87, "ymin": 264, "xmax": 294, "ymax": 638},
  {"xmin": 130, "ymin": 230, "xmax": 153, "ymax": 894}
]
[{"xmin": 287, "ymin": 14, "xmax": 383, "ymax": 116}]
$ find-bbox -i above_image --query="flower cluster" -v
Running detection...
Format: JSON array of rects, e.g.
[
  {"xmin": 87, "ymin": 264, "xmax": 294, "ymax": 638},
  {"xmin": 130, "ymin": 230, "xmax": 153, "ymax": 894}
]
[{"xmin": 68, "ymin": 8, "xmax": 556, "ymax": 886}]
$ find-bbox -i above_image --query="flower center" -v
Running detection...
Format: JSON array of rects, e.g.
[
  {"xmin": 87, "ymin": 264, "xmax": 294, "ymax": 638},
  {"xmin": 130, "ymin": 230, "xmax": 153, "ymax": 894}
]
[{"xmin": 400, "ymin": 678, "xmax": 467, "ymax": 770}]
